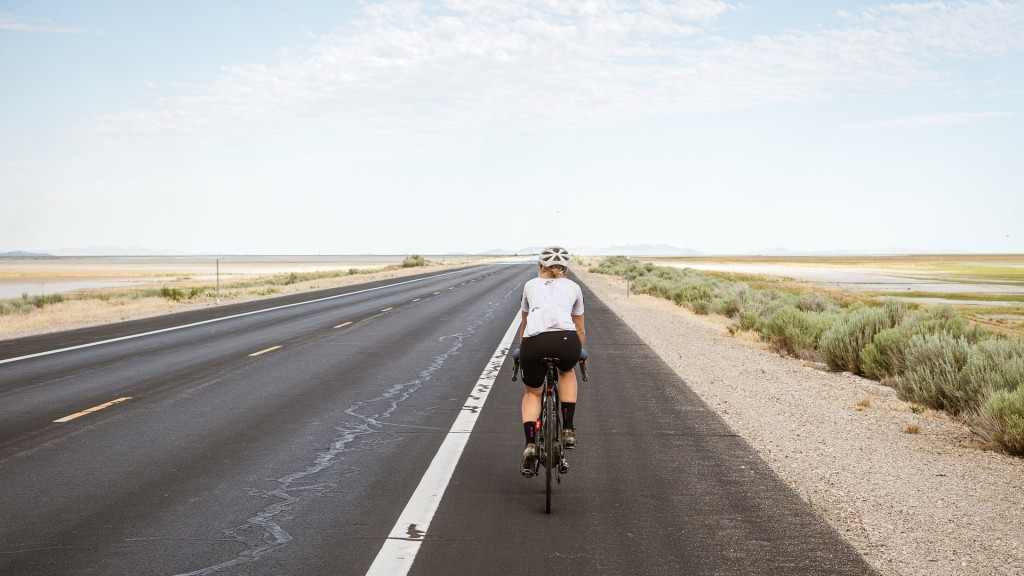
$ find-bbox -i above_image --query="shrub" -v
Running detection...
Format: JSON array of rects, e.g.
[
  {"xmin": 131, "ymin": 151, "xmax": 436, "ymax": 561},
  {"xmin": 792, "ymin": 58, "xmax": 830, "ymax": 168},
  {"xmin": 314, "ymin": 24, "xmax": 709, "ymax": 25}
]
[
  {"xmin": 590, "ymin": 256, "xmax": 652, "ymax": 278},
  {"xmin": 403, "ymin": 254, "xmax": 428, "ymax": 268},
  {"xmin": 894, "ymin": 334, "xmax": 973, "ymax": 412},
  {"xmin": 882, "ymin": 298, "xmax": 911, "ymax": 328},
  {"xmin": 1, "ymin": 293, "xmax": 64, "ymax": 314},
  {"xmin": 972, "ymin": 386, "xmax": 1024, "ymax": 456},
  {"xmin": 31, "ymin": 293, "xmax": 65, "ymax": 308},
  {"xmin": 691, "ymin": 300, "xmax": 710, "ymax": 315},
  {"xmin": 859, "ymin": 303, "xmax": 986, "ymax": 383},
  {"xmin": 820, "ymin": 306, "xmax": 892, "ymax": 373},
  {"xmin": 763, "ymin": 305, "xmax": 835, "ymax": 358},
  {"xmin": 1, "ymin": 300, "xmax": 36, "ymax": 315},
  {"xmin": 905, "ymin": 304, "xmax": 988, "ymax": 344},
  {"xmin": 160, "ymin": 287, "xmax": 185, "ymax": 301},
  {"xmin": 860, "ymin": 327, "xmax": 912, "ymax": 381},
  {"xmin": 712, "ymin": 297, "xmax": 741, "ymax": 318},
  {"xmin": 797, "ymin": 293, "xmax": 841, "ymax": 314},
  {"xmin": 957, "ymin": 338, "xmax": 1024, "ymax": 414}
]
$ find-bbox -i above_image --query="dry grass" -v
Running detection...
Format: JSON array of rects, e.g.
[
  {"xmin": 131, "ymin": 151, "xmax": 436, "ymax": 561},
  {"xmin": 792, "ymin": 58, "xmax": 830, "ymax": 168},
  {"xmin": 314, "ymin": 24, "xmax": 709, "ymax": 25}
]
[
  {"xmin": 905, "ymin": 424, "xmax": 922, "ymax": 434},
  {"xmin": 856, "ymin": 397, "xmax": 872, "ymax": 411},
  {"xmin": 648, "ymin": 253, "xmax": 1024, "ymax": 269},
  {"xmin": 639, "ymin": 254, "xmax": 1024, "ymax": 339}
]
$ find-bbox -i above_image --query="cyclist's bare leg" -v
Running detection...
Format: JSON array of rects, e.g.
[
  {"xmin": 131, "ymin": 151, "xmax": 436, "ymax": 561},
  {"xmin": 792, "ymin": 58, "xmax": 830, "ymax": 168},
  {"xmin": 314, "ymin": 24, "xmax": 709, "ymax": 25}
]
[
  {"xmin": 557, "ymin": 369, "xmax": 577, "ymax": 403},
  {"xmin": 557, "ymin": 369, "xmax": 578, "ymax": 448},
  {"xmin": 520, "ymin": 385, "xmax": 543, "ymax": 476},
  {"xmin": 521, "ymin": 384, "xmax": 542, "ymax": 425}
]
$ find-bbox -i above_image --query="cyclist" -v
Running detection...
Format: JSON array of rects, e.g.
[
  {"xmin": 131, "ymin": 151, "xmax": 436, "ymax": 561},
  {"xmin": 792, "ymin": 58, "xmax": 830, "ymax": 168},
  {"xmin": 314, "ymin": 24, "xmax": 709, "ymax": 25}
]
[{"xmin": 518, "ymin": 246, "xmax": 586, "ymax": 477}]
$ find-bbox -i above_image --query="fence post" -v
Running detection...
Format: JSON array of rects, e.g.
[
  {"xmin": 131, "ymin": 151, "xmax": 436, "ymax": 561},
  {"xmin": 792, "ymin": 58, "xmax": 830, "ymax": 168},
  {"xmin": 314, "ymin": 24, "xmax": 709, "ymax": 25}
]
[{"xmin": 626, "ymin": 256, "xmax": 631, "ymax": 297}]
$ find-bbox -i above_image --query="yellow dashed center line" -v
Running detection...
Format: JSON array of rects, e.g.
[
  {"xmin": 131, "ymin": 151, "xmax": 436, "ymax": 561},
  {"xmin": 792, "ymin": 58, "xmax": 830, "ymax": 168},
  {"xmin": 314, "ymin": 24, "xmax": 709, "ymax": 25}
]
[
  {"xmin": 249, "ymin": 345, "xmax": 282, "ymax": 357},
  {"xmin": 54, "ymin": 397, "xmax": 132, "ymax": 423},
  {"xmin": 335, "ymin": 321, "xmax": 353, "ymax": 329}
]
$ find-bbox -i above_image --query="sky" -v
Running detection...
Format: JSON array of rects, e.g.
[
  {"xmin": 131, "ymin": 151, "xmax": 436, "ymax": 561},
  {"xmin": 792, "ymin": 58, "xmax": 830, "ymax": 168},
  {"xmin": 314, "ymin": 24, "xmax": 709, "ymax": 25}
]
[{"xmin": 1, "ymin": 0, "xmax": 1022, "ymax": 255}]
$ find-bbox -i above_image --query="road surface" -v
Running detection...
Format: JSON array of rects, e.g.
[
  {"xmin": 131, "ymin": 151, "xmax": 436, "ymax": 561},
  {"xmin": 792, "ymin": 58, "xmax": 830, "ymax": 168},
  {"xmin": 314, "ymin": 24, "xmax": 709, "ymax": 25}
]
[{"xmin": 0, "ymin": 264, "xmax": 876, "ymax": 575}]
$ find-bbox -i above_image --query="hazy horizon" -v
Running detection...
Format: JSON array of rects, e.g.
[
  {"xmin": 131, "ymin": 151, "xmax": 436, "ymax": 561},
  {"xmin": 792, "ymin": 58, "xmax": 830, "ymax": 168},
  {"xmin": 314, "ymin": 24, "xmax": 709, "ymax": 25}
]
[{"xmin": 4, "ymin": 244, "xmax": 1022, "ymax": 258}]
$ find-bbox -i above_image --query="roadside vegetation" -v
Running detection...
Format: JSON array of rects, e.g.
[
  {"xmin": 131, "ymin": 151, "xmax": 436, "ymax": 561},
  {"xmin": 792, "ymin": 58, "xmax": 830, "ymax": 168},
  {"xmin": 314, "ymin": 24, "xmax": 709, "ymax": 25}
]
[
  {"xmin": 0, "ymin": 266, "xmax": 404, "ymax": 339},
  {"xmin": 402, "ymin": 254, "xmax": 429, "ymax": 267},
  {"xmin": 0, "ymin": 293, "xmax": 66, "ymax": 315},
  {"xmin": 0, "ymin": 255, "xmax": 489, "ymax": 337},
  {"xmin": 0, "ymin": 267, "xmax": 385, "ymax": 312},
  {"xmin": 591, "ymin": 256, "xmax": 1024, "ymax": 456}
]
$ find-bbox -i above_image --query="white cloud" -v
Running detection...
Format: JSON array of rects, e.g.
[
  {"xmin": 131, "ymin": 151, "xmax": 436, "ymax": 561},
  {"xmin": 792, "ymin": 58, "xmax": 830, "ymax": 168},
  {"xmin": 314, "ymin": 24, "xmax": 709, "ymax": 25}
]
[
  {"xmin": 865, "ymin": 110, "xmax": 1020, "ymax": 128},
  {"xmin": 0, "ymin": 11, "xmax": 81, "ymax": 33},
  {"xmin": 70, "ymin": 0, "xmax": 1024, "ymax": 146},
  {"xmin": 859, "ymin": 1, "xmax": 1024, "ymax": 56}
]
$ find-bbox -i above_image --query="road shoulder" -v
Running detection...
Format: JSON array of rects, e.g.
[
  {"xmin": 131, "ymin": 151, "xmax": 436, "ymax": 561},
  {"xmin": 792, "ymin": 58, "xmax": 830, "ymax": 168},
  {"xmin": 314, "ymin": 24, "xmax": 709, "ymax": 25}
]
[{"xmin": 574, "ymin": 267, "xmax": 1024, "ymax": 576}]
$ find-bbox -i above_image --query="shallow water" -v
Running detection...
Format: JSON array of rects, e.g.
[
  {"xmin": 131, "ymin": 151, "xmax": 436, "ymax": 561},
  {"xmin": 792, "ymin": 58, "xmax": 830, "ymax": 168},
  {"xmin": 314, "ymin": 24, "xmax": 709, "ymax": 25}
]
[
  {"xmin": 669, "ymin": 262, "xmax": 1024, "ymax": 304},
  {"xmin": 0, "ymin": 256, "xmax": 415, "ymax": 300}
]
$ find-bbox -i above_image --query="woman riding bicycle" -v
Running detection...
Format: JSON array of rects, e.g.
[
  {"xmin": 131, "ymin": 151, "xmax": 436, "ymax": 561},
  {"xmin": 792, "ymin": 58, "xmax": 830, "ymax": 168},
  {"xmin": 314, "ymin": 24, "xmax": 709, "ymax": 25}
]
[{"xmin": 518, "ymin": 246, "xmax": 586, "ymax": 477}]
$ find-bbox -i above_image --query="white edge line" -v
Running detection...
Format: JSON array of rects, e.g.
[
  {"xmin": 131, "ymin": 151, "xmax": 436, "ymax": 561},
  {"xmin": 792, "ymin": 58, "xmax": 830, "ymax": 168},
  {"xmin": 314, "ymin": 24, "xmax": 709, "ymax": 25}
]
[
  {"xmin": 364, "ymin": 313, "xmax": 520, "ymax": 576},
  {"xmin": 0, "ymin": 269, "xmax": 475, "ymax": 366}
]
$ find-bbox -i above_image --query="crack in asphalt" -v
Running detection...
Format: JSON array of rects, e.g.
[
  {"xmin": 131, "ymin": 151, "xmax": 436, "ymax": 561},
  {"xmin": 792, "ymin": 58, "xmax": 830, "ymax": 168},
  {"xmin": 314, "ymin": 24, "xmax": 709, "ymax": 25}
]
[{"xmin": 174, "ymin": 290, "xmax": 513, "ymax": 575}]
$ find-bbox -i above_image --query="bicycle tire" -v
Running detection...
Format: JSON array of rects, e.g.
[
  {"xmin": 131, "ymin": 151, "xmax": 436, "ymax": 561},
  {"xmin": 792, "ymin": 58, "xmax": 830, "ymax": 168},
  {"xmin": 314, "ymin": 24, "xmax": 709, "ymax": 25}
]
[{"xmin": 544, "ymin": 386, "xmax": 554, "ymax": 514}]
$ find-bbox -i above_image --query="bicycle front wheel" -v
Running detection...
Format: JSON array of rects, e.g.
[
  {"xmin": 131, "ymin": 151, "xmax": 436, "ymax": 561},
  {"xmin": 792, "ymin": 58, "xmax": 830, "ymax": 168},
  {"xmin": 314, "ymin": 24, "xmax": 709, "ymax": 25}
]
[{"xmin": 543, "ymin": 389, "xmax": 555, "ymax": 514}]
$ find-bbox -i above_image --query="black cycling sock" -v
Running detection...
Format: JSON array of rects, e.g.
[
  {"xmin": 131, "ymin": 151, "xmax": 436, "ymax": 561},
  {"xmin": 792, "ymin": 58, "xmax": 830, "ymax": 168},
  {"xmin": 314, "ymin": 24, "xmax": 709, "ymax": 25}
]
[
  {"xmin": 561, "ymin": 402, "xmax": 576, "ymax": 430},
  {"xmin": 524, "ymin": 421, "xmax": 536, "ymax": 445}
]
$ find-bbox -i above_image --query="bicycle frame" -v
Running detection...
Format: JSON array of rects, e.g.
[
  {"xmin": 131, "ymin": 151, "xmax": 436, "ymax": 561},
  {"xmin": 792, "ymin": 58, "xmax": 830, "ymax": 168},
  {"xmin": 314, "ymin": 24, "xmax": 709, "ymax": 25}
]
[
  {"xmin": 511, "ymin": 348, "xmax": 587, "ymax": 514},
  {"xmin": 538, "ymin": 358, "xmax": 564, "ymax": 513}
]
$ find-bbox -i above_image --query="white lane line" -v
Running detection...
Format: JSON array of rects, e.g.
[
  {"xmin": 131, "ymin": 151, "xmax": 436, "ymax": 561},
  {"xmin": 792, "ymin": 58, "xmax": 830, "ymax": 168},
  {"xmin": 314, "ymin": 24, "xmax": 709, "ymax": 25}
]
[
  {"xmin": 365, "ymin": 314, "xmax": 519, "ymax": 576},
  {"xmin": 0, "ymin": 269, "xmax": 476, "ymax": 366},
  {"xmin": 381, "ymin": 307, "xmax": 394, "ymax": 312},
  {"xmin": 54, "ymin": 397, "xmax": 132, "ymax": 423},
  {"xmin": 249, "ymin": 345, "xmax": 282, "ymax": 357},
  {"xmin": 335, "ymin": 321, "xmax": 353, "ymax": 329}
]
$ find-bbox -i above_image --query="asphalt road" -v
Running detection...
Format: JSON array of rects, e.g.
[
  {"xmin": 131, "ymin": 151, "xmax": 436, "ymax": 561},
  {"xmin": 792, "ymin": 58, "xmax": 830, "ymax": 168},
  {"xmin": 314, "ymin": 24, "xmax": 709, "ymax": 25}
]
[{"xmin": 0, "ymin": 264, "xmax": 878, "ymax": 576}]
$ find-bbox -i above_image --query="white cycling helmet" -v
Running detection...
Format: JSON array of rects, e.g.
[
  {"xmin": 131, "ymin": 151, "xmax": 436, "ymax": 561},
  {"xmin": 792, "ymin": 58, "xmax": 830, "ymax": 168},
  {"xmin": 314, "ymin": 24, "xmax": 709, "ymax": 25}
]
[{"xmin": 538, "ymin": 246, "xmax": 571, "ymax": 268}]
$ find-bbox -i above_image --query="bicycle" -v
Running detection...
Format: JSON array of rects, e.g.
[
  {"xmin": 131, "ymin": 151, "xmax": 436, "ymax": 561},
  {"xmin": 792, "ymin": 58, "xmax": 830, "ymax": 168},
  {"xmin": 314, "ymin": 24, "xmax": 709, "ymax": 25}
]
[{"xmin": 512, "ymin": 347, "xmax": 588, "ymax": 513}]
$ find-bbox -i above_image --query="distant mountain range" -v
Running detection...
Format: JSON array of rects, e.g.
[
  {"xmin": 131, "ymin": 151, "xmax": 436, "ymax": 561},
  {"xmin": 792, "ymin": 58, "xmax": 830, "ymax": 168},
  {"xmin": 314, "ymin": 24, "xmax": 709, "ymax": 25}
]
[
  {"xmin": 2, "ymin": 246, "xmax": 190, "ymax": 257},
  {"xmin": 577, "ymin": 244, "xmax": 702, "ymax": 256},
  {"xmin": 3, "ymin": 245, "xmax": 999, "ymax": 258},
  {"xmin": 4, "ymin": 244, "xmax": 703, "ymax": 257},
  {"xmin": 0, "ymin": 251, "xmax": 53, "ymax": 258},
  {"xmin": 484, "ymin": 244, "xmax": 702, "ymax": 256}
]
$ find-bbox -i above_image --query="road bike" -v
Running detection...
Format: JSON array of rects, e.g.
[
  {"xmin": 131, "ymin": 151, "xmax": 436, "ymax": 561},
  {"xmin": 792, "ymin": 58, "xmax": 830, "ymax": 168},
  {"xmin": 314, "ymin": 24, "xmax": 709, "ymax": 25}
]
[{"xmin": 512, "ymin": 347, "xmax": 588, "ymax": 513}]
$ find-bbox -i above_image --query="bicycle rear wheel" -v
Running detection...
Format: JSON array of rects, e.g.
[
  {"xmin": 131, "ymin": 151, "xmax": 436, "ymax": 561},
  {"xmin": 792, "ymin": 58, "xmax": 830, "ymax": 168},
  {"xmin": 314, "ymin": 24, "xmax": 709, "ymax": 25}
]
[{"xmin": 543, "ymin": 387, "xmax": 555, "ymax": 513}]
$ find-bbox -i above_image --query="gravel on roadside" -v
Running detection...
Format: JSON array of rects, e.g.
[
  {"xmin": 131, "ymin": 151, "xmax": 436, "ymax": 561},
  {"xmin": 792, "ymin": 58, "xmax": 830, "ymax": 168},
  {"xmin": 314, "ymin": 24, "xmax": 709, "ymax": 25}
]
[{"xmin": 575, "ymin": 267, "xmax": 1024, "ymax": 576}]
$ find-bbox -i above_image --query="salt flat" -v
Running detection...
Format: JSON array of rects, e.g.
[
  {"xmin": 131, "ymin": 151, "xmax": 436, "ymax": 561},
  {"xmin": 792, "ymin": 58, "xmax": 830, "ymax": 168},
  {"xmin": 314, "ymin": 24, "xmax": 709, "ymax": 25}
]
[
  {"xmin": 657, "ymin": 256, "xmax": 1024, "ymax": 303},
  {"xmin": 0, "ymin": 255, "xmax": 428, "ymax": 299}
]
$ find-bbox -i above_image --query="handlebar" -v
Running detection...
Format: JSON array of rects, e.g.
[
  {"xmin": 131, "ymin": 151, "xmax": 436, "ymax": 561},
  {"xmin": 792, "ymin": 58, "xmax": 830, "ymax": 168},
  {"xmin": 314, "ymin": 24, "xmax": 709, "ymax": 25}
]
[{"xmin": 511, "ymin": 348, "xmax": 588, "ymax": 382}]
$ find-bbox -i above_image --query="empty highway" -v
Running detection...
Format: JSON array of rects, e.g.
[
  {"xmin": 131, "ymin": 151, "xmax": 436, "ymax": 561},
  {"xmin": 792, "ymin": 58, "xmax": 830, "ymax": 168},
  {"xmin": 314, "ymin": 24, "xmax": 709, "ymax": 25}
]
[{"xmin": 0, "ymin": 263, "xmax": 876, "ymax": 575}]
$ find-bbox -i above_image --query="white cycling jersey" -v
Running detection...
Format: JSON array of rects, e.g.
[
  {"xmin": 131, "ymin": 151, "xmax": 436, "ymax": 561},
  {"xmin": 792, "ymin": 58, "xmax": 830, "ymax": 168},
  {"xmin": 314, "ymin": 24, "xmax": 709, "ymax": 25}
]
[{"xmin": 520, "ymin": 277, "xmax": 585, "ymax": 338}]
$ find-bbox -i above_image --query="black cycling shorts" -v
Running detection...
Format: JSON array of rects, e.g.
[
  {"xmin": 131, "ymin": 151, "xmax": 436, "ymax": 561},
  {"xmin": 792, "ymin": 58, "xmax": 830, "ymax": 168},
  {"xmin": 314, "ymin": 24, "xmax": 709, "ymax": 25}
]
[{"xmin": 519, "ymin": 330, "xmax": 582, "ymax": 388}]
